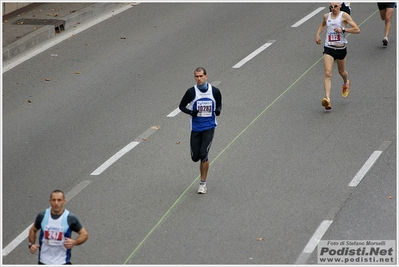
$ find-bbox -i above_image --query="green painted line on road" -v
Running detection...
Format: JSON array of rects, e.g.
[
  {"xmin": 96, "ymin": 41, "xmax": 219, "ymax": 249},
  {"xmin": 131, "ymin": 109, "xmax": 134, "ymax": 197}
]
[
  {"xmin": 122, "ymin": 10, "xmax": 378, "ymax": 264},
  {"xmin": 123, "ymin": 56, "xmax": 322, "ymax": 265}
]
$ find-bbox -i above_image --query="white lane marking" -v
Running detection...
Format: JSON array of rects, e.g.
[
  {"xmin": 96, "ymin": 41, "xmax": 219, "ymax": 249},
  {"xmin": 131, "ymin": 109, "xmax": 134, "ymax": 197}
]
[
  {"xmin": 91, "ymin": 141, "xmax": 140, "ymax": 175},
  {"xmin": 291, "ymin": 7, "xmax": 325, "ymax": 27},
  {"xmin": 295, "ymin": 220, "xmax": 333, "ymax": 264},
  {"xmin": 2, "ymin": 180, "xmax": 91, "ymax": 257},
  {"xmin": 296, "ymin": 142, "xmax": 391, "ymax": 264},
  {"xmin": 91, "ymin": 126, "xmax": 159, "ymax": 175},
  {"xmin": 303, "ymin": 220, "xmax": 333, "ymax": 253},
  {"xmin": 166, "ymin": 81, "xmax": 221, "ymax": 117},
  {"xmin": 348, "ymin": 151, "xmax": 382, "ymax": 187},
  {"xmin": 3, "ymin": 3, "xmax": 136, "ymax": 73},
  {"xmin": 65, "ymin": 180, "xmax": 92, "ymax": 200},
  {"xmin": 233, "ymin": 41, "xmax": 275, "ymax": 68},
  {"xmin": 211, "ymin": 81, "xmax": 221, "ymax": 86},
  {"xmin": 167, "ymin": 108, "xmax": 181, "ymax": 117},
  {"xmin": 2, "ymin": 227, "xmax": 32, "ymax": 257}
]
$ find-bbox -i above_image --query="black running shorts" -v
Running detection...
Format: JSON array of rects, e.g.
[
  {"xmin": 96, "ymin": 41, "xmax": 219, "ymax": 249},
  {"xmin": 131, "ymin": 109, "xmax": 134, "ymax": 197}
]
[
  {"xmin": 377, "ymin": 3, "xmax": 397, "ymax": 10},
  {"xmin": 323, "ymin": 46, "xmax": 347, "ymax": 60},
  {"xmin": 190, "ymin": 128, "xmax": 215, "ymax": 162}
]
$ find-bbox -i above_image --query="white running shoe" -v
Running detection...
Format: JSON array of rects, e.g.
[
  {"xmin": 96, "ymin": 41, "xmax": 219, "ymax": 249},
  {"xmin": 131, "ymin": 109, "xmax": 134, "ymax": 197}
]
[{"xmin": 197, "ymin": 184, "xmax": 207, "ymax": 194}]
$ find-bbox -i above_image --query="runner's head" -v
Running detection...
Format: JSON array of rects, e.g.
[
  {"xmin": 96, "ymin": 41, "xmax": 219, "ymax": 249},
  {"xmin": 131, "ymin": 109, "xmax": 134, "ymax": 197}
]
[
  {"xmin": 49, "ymin": 189, "xmax": 66, "ymax": 215},
  {"xmin": 194, "ymin": 67, "xmax": 208, "ymax": 86}
]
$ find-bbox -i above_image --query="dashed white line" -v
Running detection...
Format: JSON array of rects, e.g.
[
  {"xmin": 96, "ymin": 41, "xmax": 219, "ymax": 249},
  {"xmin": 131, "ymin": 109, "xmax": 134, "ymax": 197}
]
[
  {"xmin": 233, "ymin": 41, "xmax": 275, "ymax": 68},
  {"xmin": 2, "ymin": 227, "xmax": 32, "ymax": 257},
  {"xmin": 91, "ymin": 141, "xmax": 140, "ymax": 175},
  {"xmin": 91, "ymin": 126, "xmax": 159, "ymax": 175},
  {"xmin": 303, "ymin": 220, "xmax": 333, "ymax": 253},
  {"xmin": 295, "ymin": 220, "xmax": 333, "ymax": 264},
  {"xmin": 291, "ymin": 7, "xmax": 325, "ymax": 27},
  {"xmin": 167, "ymin": 108, "xmax": 181, "ymax": 117},
  {"xmin": 348, "ymin": 151, "xmax": 383, "ymax": 187},
  {"xmin": 296, "ymin": 141, "xmax": 391, "ymax": 264},
  {"xmin": 348, "ymin": 141, "xmax": 391, "ymax": 187}
]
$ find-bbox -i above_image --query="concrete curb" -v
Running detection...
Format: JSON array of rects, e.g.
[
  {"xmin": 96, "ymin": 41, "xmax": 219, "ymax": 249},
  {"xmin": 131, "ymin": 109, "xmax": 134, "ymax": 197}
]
[
  {"xmin": 3, "ymin": 3, "xmax": 126, "ymax": 62},
  {"xmin": 3, "ymin": 25, "xmax": 54, "ymax": 62},
  {"xmin": 63, "ymin": 3, "xmax": 125, "ymax": 30}
]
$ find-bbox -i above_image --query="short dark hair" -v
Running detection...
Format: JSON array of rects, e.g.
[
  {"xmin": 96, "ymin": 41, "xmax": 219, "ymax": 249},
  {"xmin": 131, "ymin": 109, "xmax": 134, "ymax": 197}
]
[
  {"xmin": 50, "ymin": 189, "xmax": 65, "ymax": 199},
  {"xmin": 194, "ymin": 67, "xmax": 207, "ymax": 75}
]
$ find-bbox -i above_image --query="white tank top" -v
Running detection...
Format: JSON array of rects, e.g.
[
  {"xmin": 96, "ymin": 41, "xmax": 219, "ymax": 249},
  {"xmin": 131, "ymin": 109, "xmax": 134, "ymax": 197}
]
[
  {"xmin": 39, "ymin": 208, "xmax": 70, "ymax": 264},
  {"xmin": 324, "ymin": 11, "xmax": 348, "ymax": 47},
  {"xmin": 188, "ymin": 84, "xmax": 217, "ymax": 132}
]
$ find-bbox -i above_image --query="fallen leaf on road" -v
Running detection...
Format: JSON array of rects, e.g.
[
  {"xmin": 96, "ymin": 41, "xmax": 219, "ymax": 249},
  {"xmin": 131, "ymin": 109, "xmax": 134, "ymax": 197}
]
[{"xmin": 256, "ymin": 238, "xmax": 264, "ymax": 241}]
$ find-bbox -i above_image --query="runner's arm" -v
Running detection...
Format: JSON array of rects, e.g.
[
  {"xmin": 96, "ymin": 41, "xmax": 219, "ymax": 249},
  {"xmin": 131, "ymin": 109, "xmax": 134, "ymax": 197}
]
[
  {"xmin": 179, "ymin": 87, "xmax": 196, "ymax": 116},
  {"xmin": 28, "ymin": 219, "xmax": 43, "ymax": 254},
  {"xmin": 343, "ymin": 13, "xmax": 360, "ymax": 34},
  {"xmin": 74, "ymin": 227, "xmax": 88, "ymax": 246},
  {"xmin": 316, "ymin": 14, "xmax": 327, "ymax": 44},
  {"xmin": 213, "ymin": 87, "xmax": 222, "ymax": 116}
]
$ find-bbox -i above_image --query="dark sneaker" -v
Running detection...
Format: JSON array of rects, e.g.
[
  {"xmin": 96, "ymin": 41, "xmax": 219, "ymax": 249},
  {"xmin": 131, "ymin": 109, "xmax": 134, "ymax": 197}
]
[{"xmin": 383, "ymin": 37, "xmax": 388, "ymax": 46}]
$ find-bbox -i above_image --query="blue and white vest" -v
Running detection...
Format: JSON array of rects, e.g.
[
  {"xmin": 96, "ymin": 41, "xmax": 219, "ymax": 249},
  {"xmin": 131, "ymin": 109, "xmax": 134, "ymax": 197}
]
[
  {"xmin": 188, "ymin": 84, "xmax": 217, "ymax": 132},
  {"xmin": 39, "ymin": 208, "xmax": 71, "ymax": 264}
]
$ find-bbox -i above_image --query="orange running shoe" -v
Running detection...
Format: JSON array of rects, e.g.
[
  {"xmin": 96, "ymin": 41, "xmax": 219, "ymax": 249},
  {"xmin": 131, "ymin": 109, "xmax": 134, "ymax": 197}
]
[
  {"xmin": 322, "ymin": 98, "xmax": 331, "ymax": 110},
  {"xmin": 342, "ymin": 80, "xmax": 350, "ymax": 98}
]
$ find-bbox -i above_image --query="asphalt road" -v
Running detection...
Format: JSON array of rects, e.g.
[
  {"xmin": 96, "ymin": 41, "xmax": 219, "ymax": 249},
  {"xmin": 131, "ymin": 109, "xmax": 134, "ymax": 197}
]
[{"xmin": 2, "ymin": 3, "xmax": 396, "ymax": 265}]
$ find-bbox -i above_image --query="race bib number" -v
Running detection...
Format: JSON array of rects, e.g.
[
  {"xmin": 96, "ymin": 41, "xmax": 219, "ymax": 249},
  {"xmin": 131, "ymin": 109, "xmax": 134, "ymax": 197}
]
[
  {"xmin": 44, "ymin": 226, "xmax": 64, "ymax": 246},
  {"xmin": 197, "ymin": 101, "xmax": 213, "ymax": 117},
  {"xmin": 328, "ymin": 33, "xmax": 341, "ymax": 44}
]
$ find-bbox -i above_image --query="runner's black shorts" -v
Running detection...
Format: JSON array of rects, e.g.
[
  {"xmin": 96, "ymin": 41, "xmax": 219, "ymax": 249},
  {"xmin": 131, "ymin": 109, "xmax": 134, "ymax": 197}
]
[
  {"xmin": 340, "ymin": 5, "xmax": 351, "ymax": 14},
  {"xmin": 323, "ymin": 46, "xmax": 347, "ymax": 60},
  {"xmin": 190, "ymin": 128, "xmax": 215, "ymax": 162},
  {"xmin": 377, "ymin": 3, "xmax": 397, "ymax": 10}
]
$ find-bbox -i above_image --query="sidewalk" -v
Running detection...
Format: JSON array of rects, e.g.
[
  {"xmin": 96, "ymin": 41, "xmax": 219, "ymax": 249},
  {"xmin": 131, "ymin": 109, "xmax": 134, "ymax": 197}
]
[{"xmin": 2, "ymin": 2, "xmax": 128, "ymax": 63}]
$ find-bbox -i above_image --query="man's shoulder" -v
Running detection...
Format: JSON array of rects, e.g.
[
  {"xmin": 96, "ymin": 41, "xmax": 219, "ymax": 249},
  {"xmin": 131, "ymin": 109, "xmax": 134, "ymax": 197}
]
[
  {"xmin": 184, "ymin": 86, "xmax": 196, "ymax": 97},
  {"xmin": 34, "ymin": 210, "xmax": 46, "ymax": 226},
  {"xmin": 211, "ymin": 85, "xmax": 221, "ymax": 94},
  {"xmin": 36, "ymin": 210, "xmax": 46, "ymax": 218},
  {"xmin": 341, "ymin": 11, "xmax": 351, "ymax": 20},
  {"xmin": 67, "ymin": 212, "xmax": 79, "ymax": 219}
]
